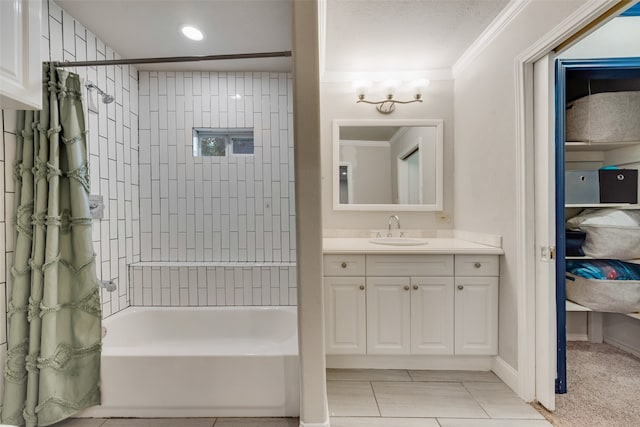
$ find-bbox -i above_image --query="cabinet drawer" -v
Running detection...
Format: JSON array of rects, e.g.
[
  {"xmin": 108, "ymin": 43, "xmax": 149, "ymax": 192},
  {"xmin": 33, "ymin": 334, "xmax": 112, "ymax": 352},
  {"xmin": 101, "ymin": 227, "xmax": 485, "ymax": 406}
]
[
  {"xmin": 366, "ymin": 255, "xmax": 453, "ymax": 277},
  {"xmin": 455, "ymin": 255, "xmax": 499, "ymax": 277},
  {"xmin": 324, "ymin": 255, "xmax": 366, "ymax": 276}
]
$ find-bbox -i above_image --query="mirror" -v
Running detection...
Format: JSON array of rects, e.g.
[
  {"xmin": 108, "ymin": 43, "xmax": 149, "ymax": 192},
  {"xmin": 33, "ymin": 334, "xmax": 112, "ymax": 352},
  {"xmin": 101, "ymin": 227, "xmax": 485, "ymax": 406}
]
[{"xmin": 333, "ymin": 119, "xmax": 443, "ymax": 211}]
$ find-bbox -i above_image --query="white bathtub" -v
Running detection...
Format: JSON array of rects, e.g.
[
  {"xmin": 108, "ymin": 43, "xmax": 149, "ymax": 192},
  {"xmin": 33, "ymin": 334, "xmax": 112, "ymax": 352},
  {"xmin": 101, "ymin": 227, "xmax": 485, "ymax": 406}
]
[{"xmin": 79, "ymin": 306, "xmax": 299, "ymax": 418}]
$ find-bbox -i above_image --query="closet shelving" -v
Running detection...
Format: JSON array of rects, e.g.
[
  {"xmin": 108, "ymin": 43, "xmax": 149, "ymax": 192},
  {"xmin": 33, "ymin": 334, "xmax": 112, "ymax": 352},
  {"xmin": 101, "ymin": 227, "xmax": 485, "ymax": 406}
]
[
  {"xmin": 565, "ymin": 140, "xmax": 640, "ymax": 151},
  {"xmin": 566, "ymin": 300, "xmax": 640, "ymax": 320},
  {"xmin": 564, "ymin": 199, "xmax": 640, "ymax": 318},
  {"xmin": 565, "ymin": 203, "xmax": 639, "ymax": 208},
  {"xmin": 561, "ymin": 69, "xmax": 640, "ymax": 342},
  {"xmin": 564, "ymin": 184, "xmax": 640, "ymax": 319}
]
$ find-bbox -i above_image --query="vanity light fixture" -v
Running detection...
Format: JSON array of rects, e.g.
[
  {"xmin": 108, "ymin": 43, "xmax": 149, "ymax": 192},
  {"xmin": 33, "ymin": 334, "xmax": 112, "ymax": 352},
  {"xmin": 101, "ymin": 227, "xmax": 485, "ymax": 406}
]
[
  {"xmin": 355, "ymin": 79, "xmax": 430, "ymax": 114},
  {"xmin": 181, "ymin": 25, "xmax": 205, "ymax": 41}
]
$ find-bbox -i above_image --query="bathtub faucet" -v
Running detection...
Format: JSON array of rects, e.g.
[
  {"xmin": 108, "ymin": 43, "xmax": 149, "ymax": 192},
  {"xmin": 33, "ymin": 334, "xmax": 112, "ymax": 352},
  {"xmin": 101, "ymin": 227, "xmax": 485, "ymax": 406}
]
[{"xmin": 99, "ymin": 280, "xmax": 117, "ymax": 292}]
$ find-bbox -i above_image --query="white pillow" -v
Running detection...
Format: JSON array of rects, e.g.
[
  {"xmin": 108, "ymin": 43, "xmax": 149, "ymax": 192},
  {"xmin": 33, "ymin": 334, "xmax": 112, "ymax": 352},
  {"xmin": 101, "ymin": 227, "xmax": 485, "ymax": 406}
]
[
  {"xmin": 567, "ymin": 208, "xmax": 640, "ymax": 260},
  {"xmin": 567, "ymin": 208, "xmax": 640, "ymax": 228}
]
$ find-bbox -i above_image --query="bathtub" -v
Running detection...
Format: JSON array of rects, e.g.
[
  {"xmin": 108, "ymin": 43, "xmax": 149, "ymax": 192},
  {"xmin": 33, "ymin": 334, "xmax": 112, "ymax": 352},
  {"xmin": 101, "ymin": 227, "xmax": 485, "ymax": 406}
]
[{"xmin": 79, "ymin": 306, "xmax": 299, "ymax": 418}]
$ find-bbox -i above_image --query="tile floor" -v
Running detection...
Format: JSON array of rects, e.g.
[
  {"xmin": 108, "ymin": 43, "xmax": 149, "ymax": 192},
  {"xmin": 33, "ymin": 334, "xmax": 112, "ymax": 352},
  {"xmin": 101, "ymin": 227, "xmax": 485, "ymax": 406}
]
[
  {"xmin": 52, "ymin": 369, "xmax": 550, "ymax": 427},
  {"xmin": 53, "ymin": 418, "xmax": 298, "ymax": 426},
  {"xmin": 326, "ymin": 369, "xmax": 550, "ymax": 427}
]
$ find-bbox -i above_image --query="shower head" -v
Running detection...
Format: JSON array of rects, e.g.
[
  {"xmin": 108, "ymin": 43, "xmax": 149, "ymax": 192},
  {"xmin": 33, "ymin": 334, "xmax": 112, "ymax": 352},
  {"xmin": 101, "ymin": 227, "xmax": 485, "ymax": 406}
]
[{"xmin": 86, "ymin": 81, "xmax": 114, "ymax": 104}]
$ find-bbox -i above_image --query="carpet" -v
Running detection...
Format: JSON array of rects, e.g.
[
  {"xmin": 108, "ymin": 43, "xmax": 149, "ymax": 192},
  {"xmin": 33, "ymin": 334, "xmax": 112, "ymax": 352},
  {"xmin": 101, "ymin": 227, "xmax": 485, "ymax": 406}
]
[{"xmin": 533, "ymin": 341, "xmax": 640, "ymax": 427}]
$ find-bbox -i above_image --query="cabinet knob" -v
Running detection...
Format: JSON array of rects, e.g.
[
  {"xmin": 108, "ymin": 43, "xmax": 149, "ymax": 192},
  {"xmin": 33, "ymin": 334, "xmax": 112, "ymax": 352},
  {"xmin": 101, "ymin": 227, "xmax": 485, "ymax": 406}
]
[
  {"xmin": 474, "ymin": 262, "xmax": 482, "ymax": 268},
  {"xmin": 413, "ymin": 285, "xmax": 419, "ymax": 290},
  {"xmin": 341, "ymin": 262, "xmax": 347, "ymax": 268},
  {"xmin": 359, "ymin": 285, "xmax": 365, "ymax": 290},
  {"xmin": 458, "ymin": 285, "xmax": 464, "ymax": 290},
  {"xmin": 404, "ymin": 285, "xmax": 410, "ymax": 291}
]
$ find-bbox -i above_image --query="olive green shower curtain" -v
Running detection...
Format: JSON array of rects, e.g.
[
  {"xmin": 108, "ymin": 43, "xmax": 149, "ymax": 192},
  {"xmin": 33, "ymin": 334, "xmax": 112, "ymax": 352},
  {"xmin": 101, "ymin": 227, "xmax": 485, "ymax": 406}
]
[{"xmin": 1, "ymin": 65, "xmax": 102, "ymax": 426}]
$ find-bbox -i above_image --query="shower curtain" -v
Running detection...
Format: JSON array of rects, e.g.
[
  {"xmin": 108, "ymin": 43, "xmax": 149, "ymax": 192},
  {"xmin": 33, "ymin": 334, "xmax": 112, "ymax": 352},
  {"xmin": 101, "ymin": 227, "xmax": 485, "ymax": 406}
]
[{"xmin": 1, "ymin": 64, "xmax": 102, "ymax": 426}]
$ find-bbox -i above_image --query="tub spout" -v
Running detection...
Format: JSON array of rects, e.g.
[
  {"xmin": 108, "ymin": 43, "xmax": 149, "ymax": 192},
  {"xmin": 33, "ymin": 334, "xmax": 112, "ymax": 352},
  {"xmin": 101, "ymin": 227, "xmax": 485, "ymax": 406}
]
[{"xmin": 100, "ymin": 280, "xmax": 117, "ymax": 292}]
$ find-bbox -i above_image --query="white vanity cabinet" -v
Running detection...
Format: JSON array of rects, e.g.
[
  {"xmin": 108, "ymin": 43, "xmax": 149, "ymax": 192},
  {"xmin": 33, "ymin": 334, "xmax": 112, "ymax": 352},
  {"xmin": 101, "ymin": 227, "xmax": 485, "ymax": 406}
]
[
  {"xmin": 0, "ymin": 0, "xmax": 42, "ymax": 109},
  {"xmin": 454, "ymin": 255, "xmax": 500, "ymax": 355},
  {"xmin": 366, "ymin": 254, "xmax": 454, "ymax": 355},
  {"xmin": 366, "ymin": 275, "xmax": 455, "ymax": 355},
  {"xmin": 323, "ymin": 255, "xmax": 367, "ymax": 354},
  {"xmin": 366, "ymin": 276, "xmax": 412, "ymax": 354},
  {"xmin": 324, "ymin": 252, "xmax": 500, "ymax": 358},
  {"xmin": 411, "ymin": 276, "xmax": 455, "ymax": 354}
]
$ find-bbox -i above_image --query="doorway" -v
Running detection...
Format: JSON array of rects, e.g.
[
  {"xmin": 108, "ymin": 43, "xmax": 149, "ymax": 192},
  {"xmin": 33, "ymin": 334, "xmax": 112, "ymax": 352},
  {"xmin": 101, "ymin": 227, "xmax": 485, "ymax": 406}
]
[
  {"xmin": 521, "ymin": 0, "xmax": 640, "ymax": 413},
  {"xmin": 554, "ymin": 57, "xmax": 640, "ymax": 393}
]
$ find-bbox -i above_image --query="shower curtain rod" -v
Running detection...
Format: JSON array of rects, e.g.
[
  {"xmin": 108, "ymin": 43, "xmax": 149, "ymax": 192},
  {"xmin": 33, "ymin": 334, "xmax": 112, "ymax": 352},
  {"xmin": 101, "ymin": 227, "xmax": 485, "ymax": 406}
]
[{"xmin": 51, "ymin": 51, "xmax": 292, "ymax": 68}]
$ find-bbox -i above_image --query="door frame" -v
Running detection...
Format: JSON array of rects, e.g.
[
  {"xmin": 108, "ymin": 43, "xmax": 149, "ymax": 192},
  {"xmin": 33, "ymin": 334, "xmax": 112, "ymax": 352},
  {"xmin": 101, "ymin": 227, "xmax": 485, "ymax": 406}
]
[
  {"xmin": 554, "ymin": 56, "xmax": 640, "ymax": 394},
  {"xmin": 514, "ymin": 0, "xmax": 619, "ymax": 404}
]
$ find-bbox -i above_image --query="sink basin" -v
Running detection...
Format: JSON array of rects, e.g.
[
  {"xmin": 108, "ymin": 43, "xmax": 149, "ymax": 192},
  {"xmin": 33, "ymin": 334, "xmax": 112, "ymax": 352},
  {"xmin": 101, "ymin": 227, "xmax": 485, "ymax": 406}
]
[{"xmin": 369, "ymin": 237, "xmax": 429, "ymax": 246}]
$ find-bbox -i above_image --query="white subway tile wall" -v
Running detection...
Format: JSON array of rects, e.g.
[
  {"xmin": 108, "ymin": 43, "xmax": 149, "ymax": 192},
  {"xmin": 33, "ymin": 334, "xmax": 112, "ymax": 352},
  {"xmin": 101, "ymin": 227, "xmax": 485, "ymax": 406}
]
[
  {"xmin": 130, "ymin": 263, "xmax": 297, "ymax": 306},
  {"xmin": 1, "ymin": 87, "xmax": 7, "ymax": 395},
  {"xmin": 134, "ymin": 72, "xmax": 296, "ymax": 306},
  {"xmin": 1, "ymin": 0, "xmax": 141, "ymax": 345},
  {"xmin": 137, "ymin": 71, "xmax": 295, "ymax": 263}
]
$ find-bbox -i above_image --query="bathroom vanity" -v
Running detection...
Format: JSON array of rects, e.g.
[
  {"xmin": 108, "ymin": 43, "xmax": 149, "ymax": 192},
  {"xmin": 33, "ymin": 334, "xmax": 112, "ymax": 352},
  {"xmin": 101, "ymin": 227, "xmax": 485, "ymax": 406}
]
[{"xmin": 323, "ymin": 236, "xmax": 503, "ymax": 369}]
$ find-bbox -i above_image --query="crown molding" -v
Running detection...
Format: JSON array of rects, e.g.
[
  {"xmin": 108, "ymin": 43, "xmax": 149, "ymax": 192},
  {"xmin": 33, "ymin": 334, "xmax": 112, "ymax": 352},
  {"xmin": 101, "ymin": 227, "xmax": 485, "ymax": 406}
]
[{"xmin": 453, "ymin": 0, "xmax": 532, "ymax": 78}]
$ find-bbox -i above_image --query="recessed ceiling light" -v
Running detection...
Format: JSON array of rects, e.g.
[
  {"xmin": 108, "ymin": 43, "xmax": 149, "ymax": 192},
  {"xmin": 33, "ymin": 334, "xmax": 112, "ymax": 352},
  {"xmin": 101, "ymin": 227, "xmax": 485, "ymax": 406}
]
[{"xmin": 181, "ymin": 25, "xmax": 204, "ymax": 41}]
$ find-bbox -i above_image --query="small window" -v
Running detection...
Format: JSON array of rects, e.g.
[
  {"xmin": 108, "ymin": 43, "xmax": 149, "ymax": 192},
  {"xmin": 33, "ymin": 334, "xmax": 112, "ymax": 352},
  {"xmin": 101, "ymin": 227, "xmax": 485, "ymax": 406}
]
[
  {"xmin": 231, "ymin": 137, "xmax": 254, "ymax": 155},
  {"xmin": 200, "ymin": 135, "xmax": 226, "ymax": 156},
  {"xmin": 193, "ymin": 128, "xmax": 254, "ymax": 157}
]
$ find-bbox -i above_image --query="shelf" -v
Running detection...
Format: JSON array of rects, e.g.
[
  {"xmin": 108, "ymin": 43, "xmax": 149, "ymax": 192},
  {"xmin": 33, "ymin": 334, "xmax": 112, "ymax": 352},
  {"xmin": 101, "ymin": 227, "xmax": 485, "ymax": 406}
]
[
  {"xmin": 565, "ymin": 141, "xmax": 640, "ymax": 151},
  {"xmin": 565, "ymin": 203, "xmax": 638, "ymax": 209},
  {"xmin": 566, "ymin": 300, "xmax": 592, "ymax": 312},
  {"xmin": 566, "ymin": 299, "xmax": 640, "ymax": 320}
]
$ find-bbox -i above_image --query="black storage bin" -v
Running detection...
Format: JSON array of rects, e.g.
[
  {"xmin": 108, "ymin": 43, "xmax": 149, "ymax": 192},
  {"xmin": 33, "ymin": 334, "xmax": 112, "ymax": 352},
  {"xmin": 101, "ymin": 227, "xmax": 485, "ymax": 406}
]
[{"xmin": 599, "ymin": 169, "xmax": 638, "ymax": 204}]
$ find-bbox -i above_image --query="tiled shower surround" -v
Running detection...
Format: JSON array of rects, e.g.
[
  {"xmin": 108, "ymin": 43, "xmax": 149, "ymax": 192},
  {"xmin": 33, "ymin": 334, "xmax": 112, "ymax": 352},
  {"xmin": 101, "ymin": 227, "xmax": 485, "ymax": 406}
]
[
  {"xmin": 130, "ymin": 263, "xmax": 296, "ymax": 307},
  {"xmin": 1, "ymin": 0, "xmax": 140, "ymax": 327},
  {"xmin": 134, "ymin": 71, "xmax": 296, "ymax": 306}
]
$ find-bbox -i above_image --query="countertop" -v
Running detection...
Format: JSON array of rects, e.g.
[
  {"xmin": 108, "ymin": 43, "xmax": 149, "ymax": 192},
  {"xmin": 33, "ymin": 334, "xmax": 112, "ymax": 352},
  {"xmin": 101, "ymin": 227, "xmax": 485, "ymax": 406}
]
[{"xmin": 323, "ymin": 237, "xmax": 504, "ymax": 255}]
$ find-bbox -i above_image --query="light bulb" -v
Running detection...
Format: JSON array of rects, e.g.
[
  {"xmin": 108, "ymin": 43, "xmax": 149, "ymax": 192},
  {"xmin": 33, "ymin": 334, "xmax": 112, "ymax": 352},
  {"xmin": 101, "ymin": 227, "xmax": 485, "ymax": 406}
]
[
  {"xmin": 353, "ymin": 80, "xmax": 372, "ymax": 98},
  {"xmin": 181, "ymin": 25, "xmax": 204, "ymax": 41},
  {"xmin": 383, "ymin": 80, "xmax": 399, "ymax": 95},
  {"xmin": 412, "ymin": 79, "xmax": 430, "ymax": 93}
]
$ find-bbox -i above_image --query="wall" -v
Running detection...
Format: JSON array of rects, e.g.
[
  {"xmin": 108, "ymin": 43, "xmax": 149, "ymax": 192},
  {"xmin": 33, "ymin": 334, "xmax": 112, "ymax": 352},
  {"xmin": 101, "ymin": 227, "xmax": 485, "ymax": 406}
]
[
  {"xmin": 452, "ymin": 0, "xmax": 589, "ymax": 370},
  {"xmin": 0, "ymin": 107, "xmax": 6, "ymax": 402},
  {"xmin": 321, "ymin": 80, "xmax": 455, "ymax": 231},
  {"xmin": 134, "ymin": 71, "xmax": 296, "ymax": 306},
  {"xmin": 561, "ymin": 16, "xmax": 640, "ymax": 59},
  {"xmin": 293, "ymin": 1, "xmax": 329, "ymax": 424},
  {"xmin": 130, "ymin": 263, "xmax": 296, "ymax": 307}
]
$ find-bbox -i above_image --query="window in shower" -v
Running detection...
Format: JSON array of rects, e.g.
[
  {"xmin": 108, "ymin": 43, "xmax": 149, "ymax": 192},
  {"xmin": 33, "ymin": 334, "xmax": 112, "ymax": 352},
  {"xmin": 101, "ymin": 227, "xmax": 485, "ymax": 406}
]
[{"xmin": 193, "ymin": 128, "xmax": 254, "ymax": 157}]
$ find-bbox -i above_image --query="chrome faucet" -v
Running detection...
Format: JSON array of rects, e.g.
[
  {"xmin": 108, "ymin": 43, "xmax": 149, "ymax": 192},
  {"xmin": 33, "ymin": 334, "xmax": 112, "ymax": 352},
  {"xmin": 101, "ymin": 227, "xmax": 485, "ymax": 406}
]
[{"xmin": 387, "ymin": 215, "xmax": 401, "ymax": 237}]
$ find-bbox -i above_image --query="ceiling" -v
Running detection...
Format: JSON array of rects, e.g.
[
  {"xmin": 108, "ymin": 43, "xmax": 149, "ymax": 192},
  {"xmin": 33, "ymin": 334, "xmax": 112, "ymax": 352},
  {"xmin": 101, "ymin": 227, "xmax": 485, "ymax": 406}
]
[
  {"xmin": 56, "ymin": 0, "xmax": 510, "ymax": 75},
  {"xmin": 55, "ymin": 0, "xmax": 293, "ymax": 72},
  {"xmin": 323, "ymin": 0, "xmax": 509, "ymax": 78}
]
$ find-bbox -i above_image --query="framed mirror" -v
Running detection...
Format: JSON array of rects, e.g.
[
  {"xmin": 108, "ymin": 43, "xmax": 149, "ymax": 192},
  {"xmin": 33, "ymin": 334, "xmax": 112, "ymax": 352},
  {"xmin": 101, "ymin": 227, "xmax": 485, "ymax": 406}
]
[{"xmin": 333, "ymin": 119, "xmax": 443, "ymax": 211}]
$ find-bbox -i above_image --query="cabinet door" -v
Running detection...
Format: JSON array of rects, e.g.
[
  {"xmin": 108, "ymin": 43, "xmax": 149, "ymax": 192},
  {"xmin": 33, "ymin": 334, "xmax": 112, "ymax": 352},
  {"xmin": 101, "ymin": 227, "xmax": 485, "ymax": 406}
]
[
  {"xmin": 366, "ymin": 277, "xmax": 411, "ymax": 354},
  {"xmin": 454, "ymin": 277, "xmax": 499, "ymax": 355},
  {"xmin": 0, "ymin": 0, "xmax": 42, "ymax": 109},
  {"xmin": 411, "ymin": 277, "xmax": 454, "ymax": 355},
  {"xmin": 324, "ymin": 277, "xmax": 366, "ymax": 354}
]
